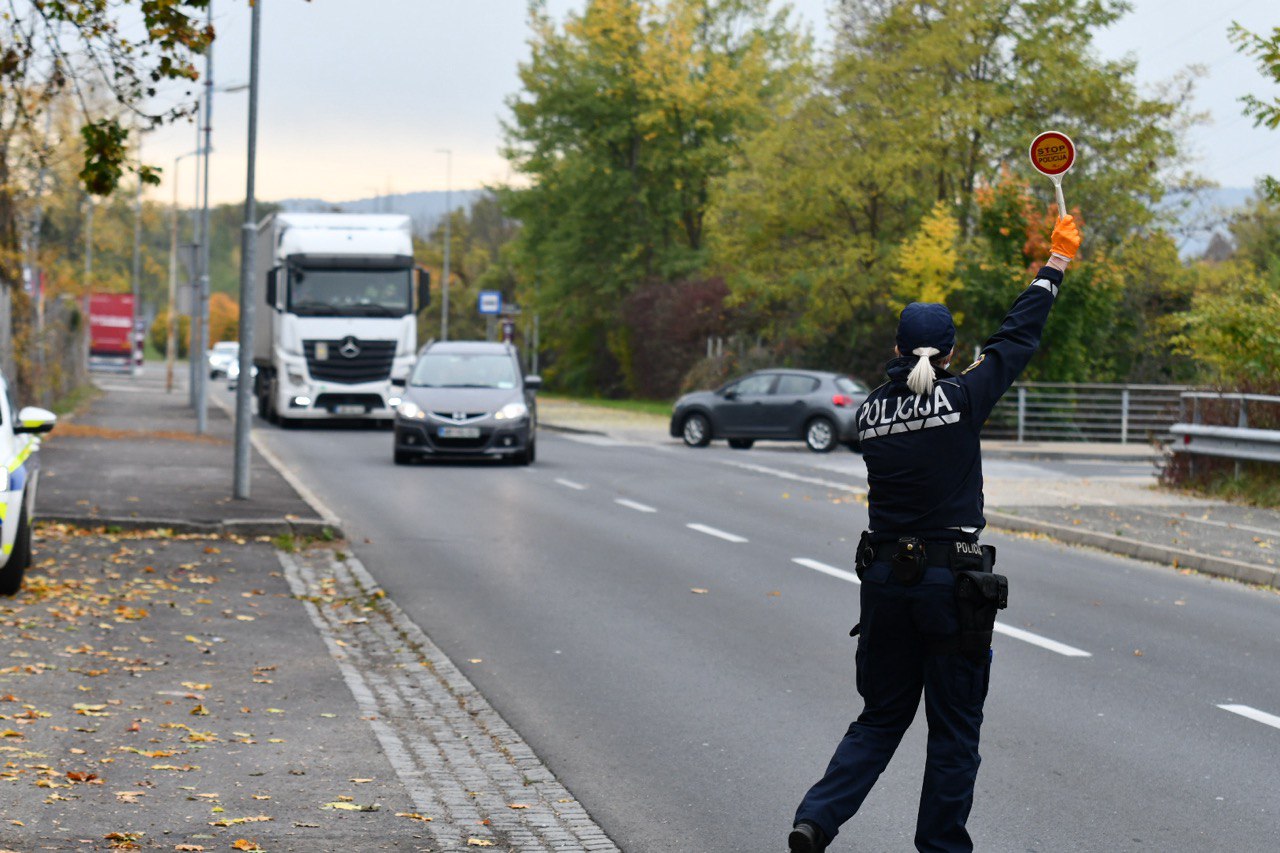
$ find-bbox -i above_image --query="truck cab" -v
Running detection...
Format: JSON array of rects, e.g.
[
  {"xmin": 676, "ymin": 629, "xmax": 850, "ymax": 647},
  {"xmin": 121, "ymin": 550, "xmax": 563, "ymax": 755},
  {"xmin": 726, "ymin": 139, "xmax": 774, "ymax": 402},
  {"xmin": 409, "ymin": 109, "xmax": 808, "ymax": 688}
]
[{"xmin": 254, "ymin": 213, "xmax": 427, "ymax": 425}]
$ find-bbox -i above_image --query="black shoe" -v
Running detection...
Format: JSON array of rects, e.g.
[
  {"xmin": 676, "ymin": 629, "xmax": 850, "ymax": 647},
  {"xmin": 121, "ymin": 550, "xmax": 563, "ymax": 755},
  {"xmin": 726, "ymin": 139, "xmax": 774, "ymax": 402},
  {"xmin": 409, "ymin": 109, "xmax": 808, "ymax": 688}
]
[{"xmin": 788, "ymin": 821, "xmax": 828, "ymax": 853}]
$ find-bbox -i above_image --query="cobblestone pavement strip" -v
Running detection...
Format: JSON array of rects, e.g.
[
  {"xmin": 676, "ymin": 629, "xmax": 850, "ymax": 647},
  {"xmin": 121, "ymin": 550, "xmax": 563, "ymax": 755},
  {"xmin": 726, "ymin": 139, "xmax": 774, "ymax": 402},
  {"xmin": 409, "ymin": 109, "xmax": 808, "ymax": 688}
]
[{"xmin": 279, "ymin": 546, "xmax": 619, "ymax": 853}]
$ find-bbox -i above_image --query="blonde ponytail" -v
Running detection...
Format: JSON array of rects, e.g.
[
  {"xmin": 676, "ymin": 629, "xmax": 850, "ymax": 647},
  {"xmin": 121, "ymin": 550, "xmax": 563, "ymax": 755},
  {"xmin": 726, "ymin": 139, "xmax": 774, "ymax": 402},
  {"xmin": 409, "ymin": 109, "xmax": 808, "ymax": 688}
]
[{"xmin": 906, "ymin": 346, "xmax": 940, "ymax": 396}]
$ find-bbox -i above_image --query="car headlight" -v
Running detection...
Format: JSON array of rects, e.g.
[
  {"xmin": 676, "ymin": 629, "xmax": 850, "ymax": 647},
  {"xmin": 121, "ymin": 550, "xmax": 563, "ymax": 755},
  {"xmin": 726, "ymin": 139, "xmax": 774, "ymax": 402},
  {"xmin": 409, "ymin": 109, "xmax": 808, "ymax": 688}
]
[
  {"xmin": 397, "ymin": 401, "xmax": 426, "ymax": 419},
  {"xmin": 494, "ymin": 401, "xmax": 528, "ymax": 421}
]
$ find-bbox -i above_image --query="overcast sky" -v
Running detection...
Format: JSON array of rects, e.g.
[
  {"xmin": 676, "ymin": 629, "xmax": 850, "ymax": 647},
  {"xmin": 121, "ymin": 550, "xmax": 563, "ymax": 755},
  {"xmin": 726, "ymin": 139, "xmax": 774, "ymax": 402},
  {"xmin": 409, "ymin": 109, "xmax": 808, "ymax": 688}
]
[{"xmin": 141, "ymin": 0, "xmax": 1280, "ymax": 206}]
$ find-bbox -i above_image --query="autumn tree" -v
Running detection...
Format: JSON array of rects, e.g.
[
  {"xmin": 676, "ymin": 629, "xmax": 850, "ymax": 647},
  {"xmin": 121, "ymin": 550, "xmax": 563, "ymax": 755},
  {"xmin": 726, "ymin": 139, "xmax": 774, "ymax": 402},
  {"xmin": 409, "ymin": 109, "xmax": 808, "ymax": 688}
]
[
  {"xmin": 711, "ymin": 0, "xmax": 1199, "ymax": 382},
  {"xmin": 1, "ymin": 1, "xmax": 212, "ymax": 392},
  {"xmin": 502, "ymin": 0, "xmax": 802, "ymax": 395}
]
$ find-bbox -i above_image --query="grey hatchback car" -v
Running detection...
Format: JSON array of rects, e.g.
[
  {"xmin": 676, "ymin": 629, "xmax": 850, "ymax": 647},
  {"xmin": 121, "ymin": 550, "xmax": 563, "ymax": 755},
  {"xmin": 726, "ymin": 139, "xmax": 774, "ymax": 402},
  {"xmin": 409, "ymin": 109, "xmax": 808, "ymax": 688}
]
[
  {"xmin": 670, "ymin": 369, "xmax": 869, "ymax": 452},
  {"xmin": 392, "ymin": 341, "xmax": 540, "ymax": 465}
]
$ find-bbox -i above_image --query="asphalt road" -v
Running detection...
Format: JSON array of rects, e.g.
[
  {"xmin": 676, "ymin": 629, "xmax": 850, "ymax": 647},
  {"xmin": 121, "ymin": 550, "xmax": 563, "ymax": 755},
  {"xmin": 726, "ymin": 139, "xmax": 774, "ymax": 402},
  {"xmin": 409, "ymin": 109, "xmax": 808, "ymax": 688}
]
[{"xmin": 245, "ymin": 411, "xmax": 1280, "ymax": 852}]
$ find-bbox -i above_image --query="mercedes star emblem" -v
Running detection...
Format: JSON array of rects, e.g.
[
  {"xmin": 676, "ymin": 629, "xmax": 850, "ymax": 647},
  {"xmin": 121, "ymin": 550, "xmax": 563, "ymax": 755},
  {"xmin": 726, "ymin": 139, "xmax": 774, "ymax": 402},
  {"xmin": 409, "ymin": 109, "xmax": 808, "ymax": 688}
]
[{"xmin": 339, "ymin": 337, "xmax": 361, "ymax": 359}]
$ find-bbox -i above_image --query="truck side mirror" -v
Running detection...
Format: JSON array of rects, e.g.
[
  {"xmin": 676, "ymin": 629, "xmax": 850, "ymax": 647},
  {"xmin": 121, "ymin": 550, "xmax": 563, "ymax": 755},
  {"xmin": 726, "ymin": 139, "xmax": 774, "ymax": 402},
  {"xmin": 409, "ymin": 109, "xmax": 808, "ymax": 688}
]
[
  {"xmin": 266, "ymin": 268, "xmax": 279, "ymax": 308},
  {"xmin": 416, "ymin": 267, "xmax": 431, "ymax": 311}
]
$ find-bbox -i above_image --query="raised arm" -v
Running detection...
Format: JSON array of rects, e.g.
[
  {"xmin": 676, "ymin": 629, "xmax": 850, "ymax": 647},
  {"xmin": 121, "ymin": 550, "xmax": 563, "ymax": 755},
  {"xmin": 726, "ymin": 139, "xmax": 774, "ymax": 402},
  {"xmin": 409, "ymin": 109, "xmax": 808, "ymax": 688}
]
[{"xmin": 959, "ymin": 215, "xmax": 1081, "ymax": 427}]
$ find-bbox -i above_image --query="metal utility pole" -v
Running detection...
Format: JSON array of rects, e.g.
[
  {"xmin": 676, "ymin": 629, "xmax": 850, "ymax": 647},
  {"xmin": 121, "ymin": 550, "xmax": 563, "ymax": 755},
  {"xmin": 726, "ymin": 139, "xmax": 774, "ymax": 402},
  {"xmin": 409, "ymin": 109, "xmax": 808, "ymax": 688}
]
[
  {"xmin": 131, "ymin": 128, "xmax": 145, "ymax": 375},
  {"xmin": 188, "ymin": 119, "xmax": 202, "ymax": 406},
  {"xmin": 233, "ymin": 0, "xmax": 262, "ymax": 500},
  {"xmin": 438, "ymin": 148, "xmax": 451, "ymax": 341},
  {"xmin": 194, "ymin": 0, "xmax": 214, "ymax": 434}
]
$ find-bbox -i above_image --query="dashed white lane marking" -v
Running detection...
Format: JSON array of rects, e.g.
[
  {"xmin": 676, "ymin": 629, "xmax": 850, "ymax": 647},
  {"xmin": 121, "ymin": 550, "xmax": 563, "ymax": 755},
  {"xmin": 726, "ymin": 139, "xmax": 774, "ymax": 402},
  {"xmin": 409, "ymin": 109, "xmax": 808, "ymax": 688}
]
[
  {"xmin": 716, "ymin": 460, "xmax": 867, "ymax": 496},
  {"xmin": 792, "ymin": 557, "xmax": 860, "ymax": 585},
  {"xmin": 687, "ymin": 523, "xmax": 748, "ymax": 543},
  {"xmin": 1218, "ymin": 704, "xmax": 1280, "ymax": 731},
  {"xmin": 992, "ymin": 623, "xmax": 1092, "ymax": 657},
  {"xmin": 615, "ymin": 498, "xmax": 657, "ymax": 513},
  {"xmin": 555, "ymin": 478, "xmax": 588, "ymax": 490},
  {"xmin": 794, "ymin": 557, "xmax": 1092, "ymax": 658}
]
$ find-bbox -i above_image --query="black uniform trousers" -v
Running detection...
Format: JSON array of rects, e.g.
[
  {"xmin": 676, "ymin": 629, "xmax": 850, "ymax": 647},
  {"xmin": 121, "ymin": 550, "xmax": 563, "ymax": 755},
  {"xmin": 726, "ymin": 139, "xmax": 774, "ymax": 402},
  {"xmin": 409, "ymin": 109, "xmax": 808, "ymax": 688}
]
[{"xmin": 794, "ymin": 560, "xmax": 991, "ymax": 852}]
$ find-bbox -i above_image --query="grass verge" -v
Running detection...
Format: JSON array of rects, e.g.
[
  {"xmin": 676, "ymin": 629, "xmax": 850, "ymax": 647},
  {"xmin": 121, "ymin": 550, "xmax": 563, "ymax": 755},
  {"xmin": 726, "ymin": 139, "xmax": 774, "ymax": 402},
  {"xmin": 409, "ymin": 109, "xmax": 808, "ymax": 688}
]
[{"xmin": 541, "ymin": 394, "xmax": 672, "ymax": 417}]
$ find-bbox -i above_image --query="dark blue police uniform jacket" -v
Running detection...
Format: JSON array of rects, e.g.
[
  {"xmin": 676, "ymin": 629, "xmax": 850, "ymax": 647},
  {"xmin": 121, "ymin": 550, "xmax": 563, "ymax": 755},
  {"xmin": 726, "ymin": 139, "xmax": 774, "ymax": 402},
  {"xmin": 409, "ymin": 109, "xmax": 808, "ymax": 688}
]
[{"xmin": 857, "ymin": 266, "xmax": 1064, "ymax": 544}]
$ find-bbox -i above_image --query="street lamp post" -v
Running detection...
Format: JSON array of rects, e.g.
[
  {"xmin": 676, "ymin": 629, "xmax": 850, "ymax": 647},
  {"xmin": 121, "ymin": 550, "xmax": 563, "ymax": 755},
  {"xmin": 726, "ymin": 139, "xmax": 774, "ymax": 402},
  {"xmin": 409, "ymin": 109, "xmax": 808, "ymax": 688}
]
[
  {"xmin": 193, "ymin": 0, "xmax": 215, "ymax": 435},
  {"xmin": 438, "ymin": 148, "xmax": 451, "ymax": 342},
  {"xmin": 233, "ymin": 0, "xmax": 262, "ymax": 500},
  {"xmin": 167, "ymin": 149, "xmax": 201, "ymax": 394}
]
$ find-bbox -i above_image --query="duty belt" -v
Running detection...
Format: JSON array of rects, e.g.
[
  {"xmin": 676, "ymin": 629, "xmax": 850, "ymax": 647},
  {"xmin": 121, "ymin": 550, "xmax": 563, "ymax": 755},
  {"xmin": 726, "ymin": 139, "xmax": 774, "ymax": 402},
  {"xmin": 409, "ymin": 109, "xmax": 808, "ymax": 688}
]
[{"xmin": 855, "ymin": 533, "xmax": 996, "ymax": 585}]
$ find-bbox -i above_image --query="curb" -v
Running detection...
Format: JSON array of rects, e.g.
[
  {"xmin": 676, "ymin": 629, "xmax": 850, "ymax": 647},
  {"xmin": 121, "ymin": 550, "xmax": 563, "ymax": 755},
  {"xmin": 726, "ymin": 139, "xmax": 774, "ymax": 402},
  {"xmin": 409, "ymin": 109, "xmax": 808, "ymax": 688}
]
[
  {"xmin": 538, "ymin": 421, "xmax": 609, "ymax": 437},
  {"xmin": 38, "ymin": 514, "xmax": 341, "ymax": 540},
  {"xmin": 986, "ymin": 509, "xmax": 1279, "ymax": 589}
]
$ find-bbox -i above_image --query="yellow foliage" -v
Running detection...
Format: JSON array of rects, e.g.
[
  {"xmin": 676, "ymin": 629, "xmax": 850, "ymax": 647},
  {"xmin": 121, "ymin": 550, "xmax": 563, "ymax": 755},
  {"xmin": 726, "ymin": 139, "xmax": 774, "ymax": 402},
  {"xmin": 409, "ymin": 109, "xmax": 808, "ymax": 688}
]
[{"xmin": 891, "ymin": 202, "xmax": 962, "ymax": 312}]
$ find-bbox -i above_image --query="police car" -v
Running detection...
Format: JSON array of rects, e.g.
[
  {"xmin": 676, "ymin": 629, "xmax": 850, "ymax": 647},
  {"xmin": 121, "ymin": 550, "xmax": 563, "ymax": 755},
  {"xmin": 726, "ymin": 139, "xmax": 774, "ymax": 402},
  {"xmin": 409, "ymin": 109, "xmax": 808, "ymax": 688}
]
[{"xmin": 0, "ymin": 373, "xmax": 56, "ymax": 596}]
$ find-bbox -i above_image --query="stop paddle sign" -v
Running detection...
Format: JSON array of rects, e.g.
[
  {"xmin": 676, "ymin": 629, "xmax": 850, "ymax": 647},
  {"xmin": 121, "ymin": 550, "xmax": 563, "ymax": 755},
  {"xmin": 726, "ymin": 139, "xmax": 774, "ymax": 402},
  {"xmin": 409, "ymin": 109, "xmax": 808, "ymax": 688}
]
[{"xmin": 1029, "ymin": 131, "xmax": 1075, "ymax": 217}]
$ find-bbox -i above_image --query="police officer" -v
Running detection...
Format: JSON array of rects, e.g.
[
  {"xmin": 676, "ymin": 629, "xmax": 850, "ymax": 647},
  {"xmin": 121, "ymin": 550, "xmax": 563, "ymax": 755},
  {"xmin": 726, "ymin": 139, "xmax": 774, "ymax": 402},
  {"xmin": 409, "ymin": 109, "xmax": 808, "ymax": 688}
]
[{"xmin": 788, "ymin": 215, "xmax": 1082, "ymax": 853}]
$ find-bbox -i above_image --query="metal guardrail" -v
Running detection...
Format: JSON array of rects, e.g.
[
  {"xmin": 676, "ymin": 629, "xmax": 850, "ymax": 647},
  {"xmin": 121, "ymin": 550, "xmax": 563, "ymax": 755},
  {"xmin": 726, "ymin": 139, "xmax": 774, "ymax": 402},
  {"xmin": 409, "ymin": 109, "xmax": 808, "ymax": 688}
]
[
  {"xmin": 1169, "ymin": 391, "xmax": 1280, "ymax": 468},
  {"xmin": 984, "ymin": 383, "xmax": 1188, "ymax": 443}
]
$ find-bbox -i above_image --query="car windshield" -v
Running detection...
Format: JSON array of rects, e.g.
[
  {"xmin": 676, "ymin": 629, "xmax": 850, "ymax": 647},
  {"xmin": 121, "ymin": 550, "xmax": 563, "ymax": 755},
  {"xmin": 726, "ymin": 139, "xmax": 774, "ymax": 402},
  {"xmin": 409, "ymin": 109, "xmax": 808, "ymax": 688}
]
[
  {"xmin": 213, "ymin": 343, "xmax": 238, "ymax": 353},
  {"xmin": 288, "ymin": 266, "xmax": 411, "ymax": 317},
  {"xmin": 411, "ymin": 353, "xmax": 517, "ymax": 389}
]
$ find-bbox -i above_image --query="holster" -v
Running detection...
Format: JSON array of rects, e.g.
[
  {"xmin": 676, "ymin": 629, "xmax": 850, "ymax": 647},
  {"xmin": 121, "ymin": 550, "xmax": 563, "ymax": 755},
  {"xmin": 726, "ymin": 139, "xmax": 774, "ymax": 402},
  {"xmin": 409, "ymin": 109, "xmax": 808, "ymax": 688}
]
[{"xmin": 954, "ymin": 569, "xmax": 1008, "ymax": 660}]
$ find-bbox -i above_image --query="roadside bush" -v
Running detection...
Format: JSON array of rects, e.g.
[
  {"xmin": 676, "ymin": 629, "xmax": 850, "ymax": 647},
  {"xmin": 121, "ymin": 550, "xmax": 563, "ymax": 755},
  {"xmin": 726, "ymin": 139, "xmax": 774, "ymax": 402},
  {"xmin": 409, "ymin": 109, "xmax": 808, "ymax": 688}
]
[
  {"xmin": 618, "ymin": 277, "xmax": 730, "ymax": 399},
  {"xmin": 149, "ymin": 311, "xmax": 190, "ymax": 358}
]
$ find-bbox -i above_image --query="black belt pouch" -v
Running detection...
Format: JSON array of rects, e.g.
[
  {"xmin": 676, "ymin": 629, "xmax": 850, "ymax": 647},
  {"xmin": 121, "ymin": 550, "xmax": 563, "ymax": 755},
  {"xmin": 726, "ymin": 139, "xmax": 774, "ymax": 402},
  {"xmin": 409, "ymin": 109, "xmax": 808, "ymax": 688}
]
[{"xmin": 954, "ymin": 568, "xmax": 1008, "ymax": 659}]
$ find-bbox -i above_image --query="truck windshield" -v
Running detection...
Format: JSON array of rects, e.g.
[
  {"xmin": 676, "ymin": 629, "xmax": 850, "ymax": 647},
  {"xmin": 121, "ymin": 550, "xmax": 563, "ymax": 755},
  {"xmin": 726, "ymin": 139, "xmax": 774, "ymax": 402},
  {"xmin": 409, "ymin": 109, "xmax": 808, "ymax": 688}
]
[
  {"xmin": 410, "ymin": 354, "xmax": 518, "ymax": 389},
  {"xmin": 288, "ymin": 267, "xmax": 411, "ymax": 317}
]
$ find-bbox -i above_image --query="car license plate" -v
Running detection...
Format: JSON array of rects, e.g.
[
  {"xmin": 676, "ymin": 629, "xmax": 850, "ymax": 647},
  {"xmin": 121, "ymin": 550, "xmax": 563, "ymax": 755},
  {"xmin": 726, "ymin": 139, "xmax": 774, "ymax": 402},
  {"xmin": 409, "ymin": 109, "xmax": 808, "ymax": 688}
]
[
  {"xmin": 438, "ymin": 426, "xmax": 480, "ymax": 439},
  {"xmin": 334, "ymin": 404, "xmax": 365, "ymax": 415}
]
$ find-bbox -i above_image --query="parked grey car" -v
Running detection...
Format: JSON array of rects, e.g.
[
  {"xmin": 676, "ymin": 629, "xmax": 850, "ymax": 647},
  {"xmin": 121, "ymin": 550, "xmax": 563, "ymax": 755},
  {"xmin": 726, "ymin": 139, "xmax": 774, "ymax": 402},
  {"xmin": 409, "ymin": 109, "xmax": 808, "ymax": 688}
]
[
  {"xmin": 670, "ymin": 369, "xmax": 869, "ymax": 452},
  {"xmin": 392, "ymin": 341, "xmax": 540, "ymax": 465}
]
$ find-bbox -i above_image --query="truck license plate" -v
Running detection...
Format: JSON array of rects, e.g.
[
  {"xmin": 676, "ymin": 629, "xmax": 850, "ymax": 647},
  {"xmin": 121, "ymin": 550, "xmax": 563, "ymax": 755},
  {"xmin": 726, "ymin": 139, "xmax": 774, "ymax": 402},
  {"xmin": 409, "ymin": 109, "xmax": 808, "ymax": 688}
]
[
  {"xmin": 334, "ymin": 404, "xmax": 365, "ymax": 415},
  {"xmin": 438, "ymin": 426, "xmax": 480, "ymax": 439}
]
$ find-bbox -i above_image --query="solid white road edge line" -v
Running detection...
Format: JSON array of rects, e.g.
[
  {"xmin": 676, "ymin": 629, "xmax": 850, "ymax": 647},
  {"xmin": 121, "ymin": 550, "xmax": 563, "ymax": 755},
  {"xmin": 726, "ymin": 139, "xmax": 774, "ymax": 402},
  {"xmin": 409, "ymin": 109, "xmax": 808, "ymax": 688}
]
[
  {"xmin": 555, "ymin": 478, "xmax": 588, "ymax": 490},
  {"xmin": 1218, "ymin": 703, "xmax": 1280, "ymax": 731},
  {"xmin": 687, "ymin": 523, "xmax": 748, "ymax": 543},
  {"xmin": 793, "ymin": 557, "xmax": 1093, "ymax": 658},
  {"xmin": 792, "ymin": 557, "xmax": 860, "ymax": 585},
  {"xmin": 615, "ymin": 498, "xmax": 657, "ymax": 513}
]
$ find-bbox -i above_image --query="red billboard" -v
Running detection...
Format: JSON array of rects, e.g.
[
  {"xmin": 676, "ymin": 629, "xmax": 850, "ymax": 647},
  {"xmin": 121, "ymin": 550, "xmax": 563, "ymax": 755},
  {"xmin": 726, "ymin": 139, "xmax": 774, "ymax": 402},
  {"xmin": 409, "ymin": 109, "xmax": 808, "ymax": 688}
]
[{"xmin": 89, "ymin": 293, "xmax": 135, "ymax": 357}]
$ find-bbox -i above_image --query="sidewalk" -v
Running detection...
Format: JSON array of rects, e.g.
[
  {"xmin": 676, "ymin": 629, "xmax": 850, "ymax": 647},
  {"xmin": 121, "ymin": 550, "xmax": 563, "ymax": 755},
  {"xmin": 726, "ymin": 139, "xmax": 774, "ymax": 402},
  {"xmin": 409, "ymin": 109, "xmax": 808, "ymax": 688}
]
[
  {"xmin": 2, "ymin": 371, "xmax": 618, "ymax": 852},
  {"xmin": 539, "ymin": 398, "xmax": 1280, "ymax": 589}
]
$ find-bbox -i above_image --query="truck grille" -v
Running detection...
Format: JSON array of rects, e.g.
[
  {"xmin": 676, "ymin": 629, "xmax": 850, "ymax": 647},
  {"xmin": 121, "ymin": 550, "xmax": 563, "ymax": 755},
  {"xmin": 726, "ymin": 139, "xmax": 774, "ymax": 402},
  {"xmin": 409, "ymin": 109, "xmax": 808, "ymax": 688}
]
[{"xmin": 303, "ymin": 338, "xmax": 395, "ymax": 384}]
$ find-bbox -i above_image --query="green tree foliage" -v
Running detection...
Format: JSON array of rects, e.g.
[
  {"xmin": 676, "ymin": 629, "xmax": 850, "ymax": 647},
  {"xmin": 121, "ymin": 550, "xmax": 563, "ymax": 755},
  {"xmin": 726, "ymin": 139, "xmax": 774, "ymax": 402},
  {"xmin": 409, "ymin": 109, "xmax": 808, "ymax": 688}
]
[
  {"xmin": 710, "ymin": 0, "xmax": 1198, "ymax": 382},
  {"xmin": 415, "ymin": 192, "xmax": 521, "ymax": 344},
  {"xmin": 502, "ymin": 0, "xmax": 802, "ymax": 394},
  {"xmin": 1169, "ymin": 261, "xmax": 1280, "ymax": 387},
  {"xmin": 1230, "ymin": 22, "xmax": 1280, "ymax": 202}
]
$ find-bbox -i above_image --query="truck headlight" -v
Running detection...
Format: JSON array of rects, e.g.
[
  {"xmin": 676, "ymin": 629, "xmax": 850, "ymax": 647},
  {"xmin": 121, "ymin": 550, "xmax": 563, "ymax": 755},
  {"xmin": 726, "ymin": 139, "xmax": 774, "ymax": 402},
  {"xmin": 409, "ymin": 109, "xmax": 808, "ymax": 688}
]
[
  {"xmin": 494, "ymin": 402, "xmax": 528, "ymax": 421},
  {"xmin": 398, "ymin": 401, "xmax": 426, "ymax": 420}
]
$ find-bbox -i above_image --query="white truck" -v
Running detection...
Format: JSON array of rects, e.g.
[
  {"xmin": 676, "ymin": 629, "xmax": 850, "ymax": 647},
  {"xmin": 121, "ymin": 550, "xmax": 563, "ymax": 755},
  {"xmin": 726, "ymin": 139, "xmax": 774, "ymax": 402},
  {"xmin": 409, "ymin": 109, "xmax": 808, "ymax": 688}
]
[{"xmin": 253, "ymin": 212, "xmax": 428, "ymax": 426}]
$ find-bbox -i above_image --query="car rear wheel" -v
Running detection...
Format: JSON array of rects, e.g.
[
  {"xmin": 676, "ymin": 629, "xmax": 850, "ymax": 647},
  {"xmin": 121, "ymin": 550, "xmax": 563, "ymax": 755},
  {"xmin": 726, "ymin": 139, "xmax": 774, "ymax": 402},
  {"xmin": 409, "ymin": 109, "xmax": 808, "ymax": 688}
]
[
  {"xmin": 727, "ymin": 438, "xmax": 754, "ymax": 450},
  {"xmin": 681, "ymin": 412, "xmax": 712, "ymax": 447},
  {"xmin": 0, "ymin": 504, "xmax": 33, "ymax": 596},
  {"xmin": 805, "ymin": 417, "xmax": 837, "ymax": 453}
]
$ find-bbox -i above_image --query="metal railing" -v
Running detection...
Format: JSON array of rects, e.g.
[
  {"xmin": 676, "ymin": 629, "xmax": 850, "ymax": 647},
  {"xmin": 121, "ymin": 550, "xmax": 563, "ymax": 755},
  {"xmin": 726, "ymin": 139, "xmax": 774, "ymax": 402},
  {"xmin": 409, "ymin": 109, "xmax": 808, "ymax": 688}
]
[
  {"xmin": 984, "ymin": 383, "xmax": 1189, "ymax": 443},
  {"xmin": 1170, "ymin": 392, "xmax": 1280, "ymax": 469}
]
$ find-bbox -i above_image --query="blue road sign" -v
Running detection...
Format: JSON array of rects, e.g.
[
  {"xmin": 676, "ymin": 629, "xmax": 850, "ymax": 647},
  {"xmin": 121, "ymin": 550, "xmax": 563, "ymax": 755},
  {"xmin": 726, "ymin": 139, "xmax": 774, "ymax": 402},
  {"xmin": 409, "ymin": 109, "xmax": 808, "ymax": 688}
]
[{"xmin": 478, "ymin": 291, "xmax": 502, "ymax": 315}]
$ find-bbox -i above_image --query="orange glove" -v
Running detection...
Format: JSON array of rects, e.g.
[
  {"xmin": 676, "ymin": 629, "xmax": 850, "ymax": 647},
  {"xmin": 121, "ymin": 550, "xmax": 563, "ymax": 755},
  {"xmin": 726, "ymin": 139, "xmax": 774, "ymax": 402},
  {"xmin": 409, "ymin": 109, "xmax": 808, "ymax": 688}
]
[{"xmin": 1050, "ymin": 214, "xmax": 1081, "ymax": 261}]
